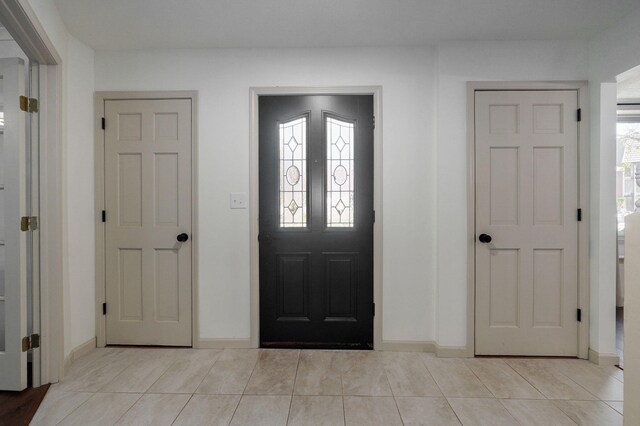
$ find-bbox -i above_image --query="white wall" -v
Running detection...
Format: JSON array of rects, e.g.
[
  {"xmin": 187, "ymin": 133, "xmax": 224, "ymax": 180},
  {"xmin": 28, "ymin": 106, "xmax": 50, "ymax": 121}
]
[
  {"xmin": 435, "ymin": 40, "xmax": 590, "ymax": 348},
  {"xmin": 63, "ymin": 35, "xmax": 94, "ymax": 356},
  {"xmin": 95, "ymin": 47, "xmax": 438, "ymax": 342}
]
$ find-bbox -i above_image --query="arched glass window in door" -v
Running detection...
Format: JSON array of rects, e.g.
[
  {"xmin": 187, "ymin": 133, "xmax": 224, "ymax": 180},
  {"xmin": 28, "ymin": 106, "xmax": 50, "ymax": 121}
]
[
  {"xmin": 326, "ymin": 116, "xmax": 355, "ymax": 227},
  {"xmin": 279, "ymin": 116, "xmax": 307, "ymax": 227}
]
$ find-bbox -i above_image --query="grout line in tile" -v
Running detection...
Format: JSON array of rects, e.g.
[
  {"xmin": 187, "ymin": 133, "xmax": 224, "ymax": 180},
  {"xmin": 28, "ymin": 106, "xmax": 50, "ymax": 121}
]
[
  {"xmin": 109, "ymin": 392, "xmax": 145, "ymax": 425},
  {"xmin": 462, "ymin": 358, "xmax": 495, "ymax": 398},
  {"xmin": 340, "ymin": 363, "xmax": 347, "ymax": 426},
  {"xmin": 391, "ymin": 396, "xmax": 405, "ymax": 425},
  {"xmin": 285, "ymin": 350, "xmax": 301, "ymax": 425},
  {"xmin": 228, "ymin": 349, "xmax": 261, "ymax": 424},
  {"xmin": 170, "ymin": 393, "xmax": 196, "ymax": 426},
  {"xmin": 502, "ymin": 359, "xmax": 548, "ymax": 399},
  {"xmin": 506, "ymin": 359, "xmax": 601, "ymax": 401},
  {"xmin": 54, "ymin": 393, "xmax": 94, "ymax": 426},
  {"xmin": 189, "ymin": 350, "xmax": 223, "ymax": 394},
  {"xmin": 240, "ymin": 349, "xmax": 260, "ymax": 395},
  {"xmin": 443, "ymin": 396, "xmax": 465, "ymax": 426}
]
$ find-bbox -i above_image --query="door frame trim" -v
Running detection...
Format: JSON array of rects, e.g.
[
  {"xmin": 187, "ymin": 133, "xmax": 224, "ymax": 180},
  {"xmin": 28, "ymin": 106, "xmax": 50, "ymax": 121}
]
[
  {"xmin": 249, "ymin": 86, "xmax": 383, "ymax": 349},
  {"xmin": 466, "ymin": 81, "xmax": 590, "ymax": 359},
  {"xmin": 94, "ymin": 91, "xmax": 199, "ymax": 348}
]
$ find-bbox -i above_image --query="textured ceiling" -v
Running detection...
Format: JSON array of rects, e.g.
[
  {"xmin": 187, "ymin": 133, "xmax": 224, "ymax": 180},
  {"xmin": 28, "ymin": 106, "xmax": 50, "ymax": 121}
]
[{"xmin": 53, "ymin": 0, "xmax": 639, "ymax": 50}]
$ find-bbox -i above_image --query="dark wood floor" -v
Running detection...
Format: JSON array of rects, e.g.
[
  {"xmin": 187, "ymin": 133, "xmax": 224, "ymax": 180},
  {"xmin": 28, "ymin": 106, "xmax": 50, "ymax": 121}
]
[{"xmin": 0, "ymin": 366, "xmax": 50, "ymax": 426}]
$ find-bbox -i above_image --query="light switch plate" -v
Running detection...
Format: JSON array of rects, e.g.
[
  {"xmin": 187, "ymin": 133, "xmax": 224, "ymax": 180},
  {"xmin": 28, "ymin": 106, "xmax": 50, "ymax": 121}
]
[{"xmin": 230, "ymin": 192, "xmax": 247, "ymax": 209}]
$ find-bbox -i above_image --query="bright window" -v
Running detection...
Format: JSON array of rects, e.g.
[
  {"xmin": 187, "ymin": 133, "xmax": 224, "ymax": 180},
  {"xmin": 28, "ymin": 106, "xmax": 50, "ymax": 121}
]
[{"xmin": 617, "ymin": 105, "xmax": 640, "ymax": 234}]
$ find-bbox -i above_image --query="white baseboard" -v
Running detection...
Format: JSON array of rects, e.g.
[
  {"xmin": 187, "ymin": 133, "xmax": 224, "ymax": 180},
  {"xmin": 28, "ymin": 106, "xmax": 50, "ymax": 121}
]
[
  {"xmin": 378, "ymin": 340, "xmax": 437, "ymax": 352},
  {"xmin": 588, "ymin": 348, "xmax": 620, "ymax": 366},
  {"xmin": 435, "ymin": 344, "xmax": 472, "ymax": 358},
  {"xmin": 378, "ymin": 340, "xmax": 470, "ymax": 358},
  {"xmin": 197, "ymin": 338, "xmax": 254, "ymax": 349},
  {"xmin": 63, "ymin": 337, "xmax": 97, "ymax": 377}
]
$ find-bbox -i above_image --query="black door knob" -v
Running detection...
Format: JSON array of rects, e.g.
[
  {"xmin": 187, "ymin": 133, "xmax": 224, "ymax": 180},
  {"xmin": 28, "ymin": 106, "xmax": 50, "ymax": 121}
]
[
  {"xmin": 177, "ymin": 233, "xmax": 189, "ymax": 242},
  {"xmin": 478, "ymin": 233, "xmax": 492, "ymax": 244}
]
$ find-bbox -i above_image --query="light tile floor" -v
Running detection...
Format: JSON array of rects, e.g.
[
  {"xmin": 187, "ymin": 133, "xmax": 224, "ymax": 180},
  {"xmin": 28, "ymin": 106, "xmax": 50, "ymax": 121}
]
[{"xmin": 31, "ymin": 348, "xmax": 624, "ymax": 425}]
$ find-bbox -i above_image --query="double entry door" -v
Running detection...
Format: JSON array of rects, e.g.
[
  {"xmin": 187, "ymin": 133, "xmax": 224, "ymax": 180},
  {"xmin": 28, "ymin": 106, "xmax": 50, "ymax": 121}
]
[
  {"xmin": 475, "ymin": 90, "xmax": 580, "ymax": 356},
  {"xmin": 259, "ymin": 95, "xmax": 374, "ymax": 348},
  {"xmin": 103, "ymin": 97, "xmax": 193, "ymax": 346}
]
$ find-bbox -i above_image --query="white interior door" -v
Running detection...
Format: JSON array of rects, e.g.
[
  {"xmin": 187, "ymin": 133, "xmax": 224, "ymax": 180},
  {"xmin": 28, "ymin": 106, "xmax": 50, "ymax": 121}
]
[
  {"xmin": 0, "ymin": 58, "xmax": 28, "ymax": 390},
  {"xmin": 475, "ymin": 90, "xmax": 579, "ymax": 356},
  {"xmin": 104, "ymin": 98, "xmax": 192, "ymax": 346}
]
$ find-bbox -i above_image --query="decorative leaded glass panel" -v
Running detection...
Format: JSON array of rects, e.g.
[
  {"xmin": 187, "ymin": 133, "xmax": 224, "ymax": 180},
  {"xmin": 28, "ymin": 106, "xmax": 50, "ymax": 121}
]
[
  {"xmin": 280, "ymin": 117, "xmax": 307, "ymax": 227},
  {"xmin": 326, "ymin": 116, "xmax": 355, "ymax": 227}
]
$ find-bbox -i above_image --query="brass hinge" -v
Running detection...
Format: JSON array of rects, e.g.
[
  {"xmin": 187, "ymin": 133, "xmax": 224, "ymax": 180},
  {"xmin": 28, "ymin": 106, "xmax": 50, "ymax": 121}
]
[
  {"xmin": 21, "ymin": 334, "xmax": 40, "ymax": 352},
  {"xmin": 20, "ymin": 216, "xmax": 38, "ymax": 231},
  {"xmin": 19, "ymin": 96, "xmax": 39, "ymax": 113}
]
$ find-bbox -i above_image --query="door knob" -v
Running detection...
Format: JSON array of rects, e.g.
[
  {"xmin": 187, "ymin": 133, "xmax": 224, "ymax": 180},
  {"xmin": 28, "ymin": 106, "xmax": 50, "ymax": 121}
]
[
  {"xmin": 177, "ymin": 233, "xmax": 189, "ymax": 242},
  {"xmin": 478, "ymin": 233, "xmax": 492, "ymax": 244}
]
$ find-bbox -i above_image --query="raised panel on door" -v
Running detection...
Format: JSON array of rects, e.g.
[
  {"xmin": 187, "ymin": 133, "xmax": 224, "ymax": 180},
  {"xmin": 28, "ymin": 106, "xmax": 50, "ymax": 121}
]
[
  {"xmin": 533, "ymin": 249, "xmax": 563, "ymax": 328},
  {"xmin": 488, "ymin": 249, "xmax": 520, "ymax": 328},
  {"xmin": 118, "ymin": 248, "xmax": 143, "ymax": 321},
  {"xmin": 276, "ymin": 254, "xmax": 310, "ymax": 321},
  {"xmin": 475, "ymin": 90, "xmax": 579, "ymax": 356},
  {"xmin": 323, "ymin": 253, "xmax": 358, "ymax": 321},
  {"xmin": 104, "ymin": 98, "xmax": 192, "ymax": 346},
  {"xmin": 118, "ymin": 153, "xmax": 143, "ymax": 227},
  {"xmin": 259, "ymin": 95, "xmax": 374, "ymax": 348},
  {"xmin": 154, "ymin": 249, "xmax": 180, "ymax": 322}
]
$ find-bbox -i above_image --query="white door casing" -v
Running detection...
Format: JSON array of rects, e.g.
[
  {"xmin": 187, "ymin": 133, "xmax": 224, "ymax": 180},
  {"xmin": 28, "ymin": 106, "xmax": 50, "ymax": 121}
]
[
  {"xmin": 475, "ymin": 90, "xmax": 579, "ymax": 356},
  {"xmin": 0, "ymin": 58, "xmax": 28, "ymax": 390},
  {"xmin": 104, "ymin": 98, "xmax": 192, "ymax": 346}
]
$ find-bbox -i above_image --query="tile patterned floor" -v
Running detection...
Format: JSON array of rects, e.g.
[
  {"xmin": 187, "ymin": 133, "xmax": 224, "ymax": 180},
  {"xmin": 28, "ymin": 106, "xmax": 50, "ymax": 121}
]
[{"xmin": 31, "ymin": 348, "xmax": 624, "ymax": 425}]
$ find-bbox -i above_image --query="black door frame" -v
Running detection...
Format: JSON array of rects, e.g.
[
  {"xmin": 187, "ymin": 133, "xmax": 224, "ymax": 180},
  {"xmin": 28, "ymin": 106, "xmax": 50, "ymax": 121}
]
[{"xmin": 249, "ymin": 87, "xmax": 383, "ymax": 350}]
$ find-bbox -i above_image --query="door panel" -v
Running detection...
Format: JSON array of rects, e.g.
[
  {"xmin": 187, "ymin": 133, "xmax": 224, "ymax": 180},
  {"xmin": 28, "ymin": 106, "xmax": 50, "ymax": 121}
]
[
  {"xmin": 0, "ymin": 58, "xmax": 28, "ymax": 390},
  {"xmin": 105, "ymin": 98, "xmax": 192, "ymax": 346},
  {"xmin": 259, "ymin": 95, "xmax": 374, "ymax": 348},
  {"xmin": 475, "ymin": 90, "xmax": 579, "ymax": 356}
]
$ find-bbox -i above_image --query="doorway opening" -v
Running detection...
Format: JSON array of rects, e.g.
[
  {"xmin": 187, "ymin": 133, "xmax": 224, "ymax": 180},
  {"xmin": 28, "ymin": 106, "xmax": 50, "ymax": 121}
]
[{"xmin": 615, "ymin": 70, "xmax": 640, "ymax": 368}]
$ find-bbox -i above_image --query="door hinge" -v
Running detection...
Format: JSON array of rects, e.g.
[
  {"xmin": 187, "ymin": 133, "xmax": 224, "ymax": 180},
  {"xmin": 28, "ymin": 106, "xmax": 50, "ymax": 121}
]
[
  {"xmin": 373, "ymin": 210, "xmax": 376, "ymax": 223},
  {"xmin": 21, "ymin": 334, "xmax": 40, "ymax": 352},
  {"xmin": 101, "ymin": 117, "xmax": 106, "ymax": 130},
  {"xmin": 577, "ymin": 308, "xmax": 582, "ymax": 322},
  {"xmin": 372, "ymin": 115, "xmax": 375, "ymax": 129},
  {"xmin": 103, "ymin": 302, "xmax": 107, "ymax": 315},
  {"xmin": 102, "ymin": 210, "xmax": 106, "ymax": 222},
  {"xmin": 577, "ymin": 108, "xmax": 582, "ymax": 122},
  {"xmin": 20, "ymin": 216, "xmax": 38, "ymax": 231},
  {"xmin": 372, "ymin": 302, "xmax": 376, "ymax": 316},
  {"xmin": 577, "ymin": 208, "xmax": 582, "ymax": 222},
  {"xmin": 19, "ymin": 96, "xmax": 38, "ymax": 113}
]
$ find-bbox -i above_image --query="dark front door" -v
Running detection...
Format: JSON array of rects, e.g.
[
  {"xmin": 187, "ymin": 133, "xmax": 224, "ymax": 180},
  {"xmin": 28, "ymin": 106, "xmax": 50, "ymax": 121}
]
[{"xmin": 259, "ymin": 95, "xmax": 374, "ymax": 349}]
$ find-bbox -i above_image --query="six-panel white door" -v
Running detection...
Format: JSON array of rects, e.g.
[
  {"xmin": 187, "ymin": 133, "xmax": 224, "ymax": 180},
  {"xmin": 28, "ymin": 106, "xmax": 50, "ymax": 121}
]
[
  {"xmin": 475, "ymin": 90, "xmax": 579, "ymax": 356},
  {"xmin": 104, "ymin": 98, "xmax": 192, "ymax": 346}
]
